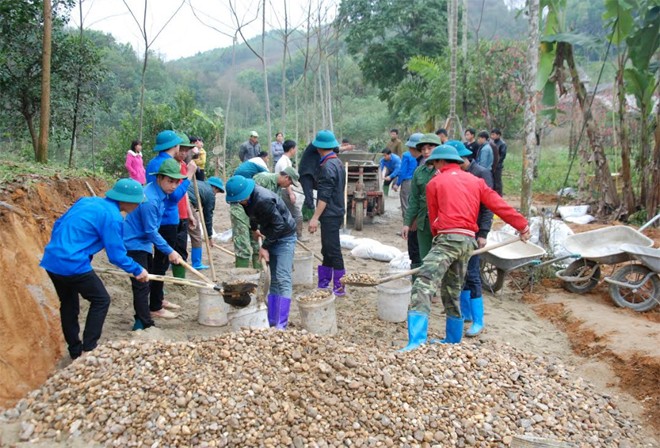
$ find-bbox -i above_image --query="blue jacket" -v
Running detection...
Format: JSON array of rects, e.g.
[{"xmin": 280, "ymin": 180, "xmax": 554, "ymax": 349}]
[
  {"xmin": 145, "ymin": 152, "xmax": 190, "ymax": 225},
  {"xmin": 397, "ymin": 151, "xmax": 417, "ymax": 186},
  {"xmin": 40, "ymin": 197, "xmax": 142, "ymax": 276},
  {"xmin": 477, "ymin": 143, "xmax": 494, "ymax": 171},
  {"xmin": 380, "ymin": 154, "xmax": 401, "ymax": 179},
  {"xmin": 123, "ymin": 182, "xmax": 174, "ymax": 255}
]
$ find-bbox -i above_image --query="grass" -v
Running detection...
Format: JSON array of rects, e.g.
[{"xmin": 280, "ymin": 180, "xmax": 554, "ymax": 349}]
[{"xmin": 0, "ymin": 160, "xmax": 111, "ymax": 188}]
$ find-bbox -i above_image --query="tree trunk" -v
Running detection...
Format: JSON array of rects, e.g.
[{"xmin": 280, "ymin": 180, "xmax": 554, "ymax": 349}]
[
  {"xmin": 448, "ymin": 0, "xmax": 458, "ymax": 136},
  {"xmin": 223, "ymin": 35, "xmax": 238, "ymax": 180},
  {"xmin": 280, "ymin": 0, "xmax": 288, "ymax": 137},
  {"xmin": 262, "ymin": 0, "xmax": 272, "ymax": 151},
  {"xmin": 641, "ymin": 104, "xmax": 651, "ymax": 210},
  {"xmin": 313, "ymin": 68, "xmax": 319, "ymax": 133},
  {"xmin": 138, "ymin": 50, "xmax": 148, "ymax": 140},
  {"xmin": 616, "ymin": 61, "xmax": 636, "ymax": 216},
  {"xmin": 25, "ymin": 113, "xmax": 38, "ymax": 159},
  {"xmin": 36, "ymin": 0, "xmax": 52, "ymax": 164},
  {"xmin": 562, "ymin": 43, "xmax": 620, "ymax": 215},
  {"xmin": 69, "ymin": 1, "xmax": 84, "ymax": 169},
  {"xmin": 649, "ymin": 97, "xmax": 660, "ymax": 220},
  {"xmin": 520, "ymin": 0, "xmax": 540, "ymax": 218},
  {"xmin": 325, "ymin": 56, "xmax": 334, "ymax": 133},
  {"xmin": 461, "ymin": 0, "xmax": 468, "ymax": 127}
]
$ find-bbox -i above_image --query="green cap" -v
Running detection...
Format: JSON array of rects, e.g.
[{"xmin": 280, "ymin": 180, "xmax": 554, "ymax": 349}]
[
  {"xmin": 105, "ymin": 179, "xmax": 145, "ymax": 204},
  {"xmin": 150, "ymin": 158, "xmax": 187, "ymax": 179},
  {"xmin": 416, "ymin": 133, "xmax": 442, "ymax": 149},
  {"xmin": 177, "ymin": 133, "xmax": 196, "ymax": 148},
  {"xmin": 426, "ymin": 145, "xmax": 465, "ymax": 164},
  {"xmin": 281, "ymin": 167, "xmax": 300, "ymax": 186}
]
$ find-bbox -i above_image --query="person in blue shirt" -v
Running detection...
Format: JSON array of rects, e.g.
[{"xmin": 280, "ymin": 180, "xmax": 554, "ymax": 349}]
[
  {"xmin": 124, "ymin": 158, "xmax": 187, "ymax": 329},
  {"xmin": 40, "ymin": 179, "xmax": 149, "ymax": 360},
  {"xmin": 397, "ymin": 133, "xmax": 423, "ymax": 220},
  {"xmin": 380, "ymin": 148, "xmax": 401, "ymax": 197},
  {"xmin": 144, "ymin": 130, "xmax": 196, "ymax": 303},
  {"xmin": 476, "ymin": 130, "xmax": 494, "ymax": 171}
]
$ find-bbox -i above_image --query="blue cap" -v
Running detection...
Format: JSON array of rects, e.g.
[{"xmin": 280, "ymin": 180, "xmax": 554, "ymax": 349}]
[
  {"xmin": 426, "ymin": 145, "xmax": 464, "ymax": 164},
  {"xmin": 207, "ymin": 176, "xmax": 225, "ymax": 192},
  {"xmin": 105, "ymin": 179, "xmax": 145, "ymax": 204},
  {"xmin": 225, "ymin": 175, "xmax": 255, "ymax": 203},
  {"xmin": 444, "ymin": 140, "xmax": 472, "ymax": 158},
  {"xmin": 405, "ymin": 133, "xmax": 424, "ymax": 148},
  {"xmin": 153, "ymin": 130, "xmax": 184, "ymax": 152},
  {"xmin": 312, "ymin": 130, "xmax": 339, "ymax": 149}
]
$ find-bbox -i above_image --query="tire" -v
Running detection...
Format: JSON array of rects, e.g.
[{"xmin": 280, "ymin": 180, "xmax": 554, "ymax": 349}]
[
  {"xmin": 480, "ymin": 258, "xmax": 505, "ymax": 293},
  {"xmin": 608, "ymin": 264, "xmax": 660, "ymax": 312},
  {"xmin": 562, "ymin": 259, "xmax": 601, "ymax": 294},
  {"xmin": 354, "ymin": 201, "xmax": 364, "ymax": 231}
]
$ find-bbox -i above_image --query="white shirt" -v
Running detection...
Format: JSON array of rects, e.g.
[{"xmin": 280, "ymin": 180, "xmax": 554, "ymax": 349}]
[
  {"xmin": 248, "ymin": 156, "xmax": 269, "ymax": 171},
  {"xmin": 274, "ymin": 154, "xmax": 292, "ymax": 173}
]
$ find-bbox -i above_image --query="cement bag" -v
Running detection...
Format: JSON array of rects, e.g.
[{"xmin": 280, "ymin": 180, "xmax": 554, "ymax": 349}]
[
  {"xmin": 367, "ymin": 244, "xmax": 403, "ymax": 262},
  {"xmin": 340, "ymin": 234, "xmax": 359, "ymax": 249},
  {"xmin": 213, "ymin": 228, "xmax": 233, "ymax": 244},
  {"xmin": 389, "ymin": 252, "xmax": 411, "ymax": 270},
  {"xmin": 350, "ymin": 242, "xmax": 374, "ymax": 259},
  {"xmin": 501, "ymin": 217, "xmax": 574, "ymax": 258}
]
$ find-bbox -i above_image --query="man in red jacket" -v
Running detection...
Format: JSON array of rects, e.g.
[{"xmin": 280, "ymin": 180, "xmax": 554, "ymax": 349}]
[{"xmin": 401, "ymin": 145, "xmax": 531, "ymax": 351}]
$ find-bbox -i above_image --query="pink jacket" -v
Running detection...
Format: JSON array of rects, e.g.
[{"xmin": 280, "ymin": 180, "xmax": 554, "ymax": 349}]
[{"xmin": 125, "ymin": 150, "xmax": 146, "ymax": 184}]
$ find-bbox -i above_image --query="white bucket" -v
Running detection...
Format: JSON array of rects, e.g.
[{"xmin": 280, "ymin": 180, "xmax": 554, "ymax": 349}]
[
  {"xmin": 198, "ymin": 289, "xmax": 229, "ymax": 326},
  {"xmin": 292, "ymin": 252, "xmax": 313, "ymax": 285},
  {"xmin": 375, "ymin": 279, "xmax": 411, "ymax": 323},
  {"xmin": 228, "ymin": 302, "xmax": 269, "ymax": 331},
  {"xmin": 296, "ymin": 293, "xmax": 337, "ymax": 335}
]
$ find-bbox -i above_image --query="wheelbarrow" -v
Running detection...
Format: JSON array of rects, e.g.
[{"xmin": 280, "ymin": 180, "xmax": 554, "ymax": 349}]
[
  {"xmin": 603, "ymin": 243, "xmax": 660, "ymax": 312},
  {"xmin": 555, "ymin": 226, "xmax": 654, "ymax": 294}
]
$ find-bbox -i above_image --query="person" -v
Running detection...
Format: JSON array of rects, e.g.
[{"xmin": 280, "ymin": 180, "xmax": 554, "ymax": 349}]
[
  {"xmin": 402, "ymin": 134, "xmax": 441, "ymax": 267},
  {"xmin": 124, "ymin": 159, "xmax": 187, "ymax": 328},
  {"xmin": 464, "ymin": 128, "xmax": 479, "ymax": 161},
  {"xmin": 435, "ymin": 128, "xmax": 449, "ymax": 144},
  {"xmin": 386, "ymin": 128, "xmax": 403, "ymax": 157},
  {"xmin": 239, "ymin": 131, "xmax": 261, "ymax": 162},
  {"xmin": 187, "ymin": 176, "xmax": 225, "ymax": 270},
  {"xmin": 401, "ymin": 145, "xmax": 530, "ymax": 351},
  {"xmin": 40, "ymin": 179, "xmax": 149, "ymax": 360},
  {"xmin": 234, "ymin": 156, "xmax": 269, "ymax": 179},
  {"xmin": 253, "ymin": 167, "xmax": 306, "ymax": 241},
  {"xmin": 274, "ymin": 144, "xmax": 309, "ymax": 242},
  {"xmin": 172, "ymin": 135, "xmax": 198, "ymax": 278},
  {"xmin": 274, "ymin": 139, "xmax": 296, "ymax": 173},
  {"xmin": 380, "ymin": 148, "xmax": 401, "ymax": 197},
  {"xmin": 249, "ymin": 151, "xmax": 269, "ymax": 171},
  {"xmin": 190, "ymin": 136, "xmax": 207, "ymax": 181},
  {"xmin": 397, "ymin": 133, "xmax": 423, "ymax": 220},
  {"xmin": 446, "ymin": 140, "xmax": 493, "ymax": 337},
  {"xmin": 125, "ymin": 139, "xmax": 145, "ymax": 184},
  {"xmin": 271, "ymin": 132, "xmax": 284, "ymax": 166},
  {"xmin": 226, "ymin": 175, "xmax": 297, "ymax": 329},
  {"xmin": 399, "ymin": 133, "xmax": 425, "ymax": 272},
  {"xmin": 490, "ymin": 129, "xmax": 507, "ymax": 196},
  {"xmin": 298, "ymin": 142, "xmax": 322, "ymax": 222},
  {"xmin": 145, "ymin": 130, "xmax": 196, "ymax": 305},
  {"xmin": 308, "ymin": 130, "xmax": 346, "ymax": 295},
  {"xmin": 476, "ymin": 131, "xmax": 494, "ymax": 171},
  {"xmin": 339, "ymin": 138, "xmax": 356, "ymax": 152}
]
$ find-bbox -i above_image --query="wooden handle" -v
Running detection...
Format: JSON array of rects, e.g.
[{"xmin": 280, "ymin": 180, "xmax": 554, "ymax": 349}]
[
  {"xmin": 296, "ymin": 240, "xmax": 323, "ymax": 262},
  {"xmin": 178, "ymin": 259, "xmax": 215, "ymax": 284},
  {"xmin": 473, "ymin": 236, "xmax": 521, "ymax": 255},
  {"xmin": 94, "ymin": 267, "xmax": 220, "ymax": 291},
  {"xmin": 213, "ymin": 245, "xmax": 236, "ymax": 257},
  {"xmin": 192, "ymin": 176, "xmax": 217, "ymax": 282},
  {"xmin": 344, "ymin": 162, "xmax": 349, "ymax": 229}
]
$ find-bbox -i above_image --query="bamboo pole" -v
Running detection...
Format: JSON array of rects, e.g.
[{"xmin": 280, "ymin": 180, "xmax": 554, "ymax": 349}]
[{"xmin": 192, "ymin": 176, "xmax": 217, "ymax": 282}]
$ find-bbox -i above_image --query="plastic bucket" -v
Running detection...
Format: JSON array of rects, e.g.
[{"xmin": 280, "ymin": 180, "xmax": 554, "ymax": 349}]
[
  {"xmin": 198, "ymin": 289, "xmax": 229, "ymax": 327},
  {"xmin": 375, "ymin": 279, "xmax": 411, "ymax": 323},
  {"xmin": 228, "ymin": 302, "xmax": 269, "ymax": 331},
  {"xmin": 296, "ymin": 293, "xmax": 337, "ymax": 335},
  {"xmin": 292, "ymin": 252, "xmax": 313, "ymax": 285}
]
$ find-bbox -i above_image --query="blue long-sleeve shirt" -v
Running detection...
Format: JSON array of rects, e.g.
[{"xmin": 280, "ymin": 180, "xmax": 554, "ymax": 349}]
[
  {"xmin": 40, "ymin": 197, "xmax": 143, "ymax": 276},
  {"xmin": 397, "ymin": 151, "xmax": 417, "ymax": 186},
  {"xmin": 380, "ymin": 153, "xmax": 401, "ymax": 179},
  {"xmin": 123, "ymin": 182, "xmax": 174, "ymax": 255},
  {"xmin": 144, "ymin": 152, "xmax": 190, "ymax": 225},
  {"xmin": 477, "ymin": 143, "xmax": 494, "ymax": 171}
]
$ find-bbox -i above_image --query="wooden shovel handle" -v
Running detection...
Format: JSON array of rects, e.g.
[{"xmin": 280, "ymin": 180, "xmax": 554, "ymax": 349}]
[
  {"xmin": 213, "ymin": 245, "xmax": 236, "ymax": 257},
  {"xmin": 178, "ymin": 259, "xmax": 215, "ymax": 284},
  {"xmin": 296, "ymin": 240, "xmax": 323, "ymax": 262},
  {"xmin": 94, "ymin": 267, "xmax": 220, "ymax": 291}
]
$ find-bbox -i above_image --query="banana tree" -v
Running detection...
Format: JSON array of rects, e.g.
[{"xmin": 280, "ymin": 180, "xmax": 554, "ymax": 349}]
[{"xmin": 193, "ymin": 108, "xmax": 225, "ymax": 178}]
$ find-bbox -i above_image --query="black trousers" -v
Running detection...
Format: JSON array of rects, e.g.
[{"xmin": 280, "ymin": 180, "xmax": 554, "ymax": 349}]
[
  {"xmin": 300, "ymin": 174, "xmax": 315, "ymax": 210},
  {"xmin": 320, "ymin": 216, "xmax": 344, "ymax": 270},
  {"xmin": 493, "ymin": 166, "xmax": 503, "ymax": 196},
  {"xmin": 407, "ymin": 229, "xmax": 422, "ymax": 268},
  {"xmin": 127, "ymin": 250, "xmax": 155, "ymax": 328},
  {"xmin": 175, "ymin": 218, "xmax": 189, "ymax": 261},
  {"xmin": 151, "ymin": 224, "xmax": 178, "ymax": 311},
  {"xmin": 196, "ymin": 169, "xmax": 205, "ymax": 181},
  {"xmin": 47, "ymin": 270, "xmax": 111, "ymax": 359}
]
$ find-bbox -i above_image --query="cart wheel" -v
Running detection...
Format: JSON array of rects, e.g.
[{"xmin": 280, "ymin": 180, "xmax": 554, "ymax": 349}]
[
  {"xmin": 480, "ymin": 258, "xmax": 505, "ymax": 293},
  {"xmin": 354, "ymin": 201, "xmax": 364, "ymax": 231},
  {"xmin": 608, "ymin": 264, "xmax": 660, "ymax": 312},
  {"xmin": 562, "ymin": 259, "xmax": 601, "ymax": 293}
]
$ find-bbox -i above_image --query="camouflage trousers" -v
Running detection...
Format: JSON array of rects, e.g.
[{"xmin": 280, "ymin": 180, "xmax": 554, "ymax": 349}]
[
  {"xmin": 411, "ymin": 233, "xmax": 477, "ymax": 317},
  {"xmin": 230, "ymin": 204, "xmax": 259, "ymax": 260}
]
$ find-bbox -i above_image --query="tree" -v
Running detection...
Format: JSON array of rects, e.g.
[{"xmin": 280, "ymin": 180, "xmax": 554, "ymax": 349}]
[
  {"xmin": 337, "ymin": 0, "xmax": 448, "ymax": 102},
  {"xmin": 36, "ymin": 0, "xmax": 52, "ymax": 164}
]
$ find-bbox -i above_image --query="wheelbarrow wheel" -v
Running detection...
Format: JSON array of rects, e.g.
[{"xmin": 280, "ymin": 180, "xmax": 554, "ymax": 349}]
[
  {"xmin": 354, "ymin": 201, "xmax": 364, "ymax": 231},
  {"xmin": 480, "ymin": 258, "xmax": 505, "ymax": 293},
  {"xmin": 608, "ymin": 264, "xmax": 660, "ymax": 312},
  {"xmin": 562, "ymin": 259, "xmax": 601, "ymax": 294}
]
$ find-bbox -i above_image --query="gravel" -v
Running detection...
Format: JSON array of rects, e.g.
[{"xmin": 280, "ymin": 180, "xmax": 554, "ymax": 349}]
[
  {"xmin": 297, "ymin": 289, "xmax": 333, "ymax": 303},
  {"xmin": 1, "ymin": 330, "xmax": 650, "ymax": 447}
]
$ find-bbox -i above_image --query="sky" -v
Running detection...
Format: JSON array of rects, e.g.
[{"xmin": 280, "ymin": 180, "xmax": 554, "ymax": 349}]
[{"xmin": 73, "ymin": 0, "xmax": 337, "ymax": 60}]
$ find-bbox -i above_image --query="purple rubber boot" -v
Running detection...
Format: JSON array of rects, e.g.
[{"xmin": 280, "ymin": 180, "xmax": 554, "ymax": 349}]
[
  {"xmin": 267, "ymin": 294, "xmax": 280, "ymax": 327},
  {"xmin": 333, "ymin": 269, "xmax": 346, "ymax": 297},
  {"xmin": 317, "ymin": 265, "xmax": 332, "ymax": 289},
  {"xmin": 276, "ymin": 297, "xmax": 291, "ymax": 329}
]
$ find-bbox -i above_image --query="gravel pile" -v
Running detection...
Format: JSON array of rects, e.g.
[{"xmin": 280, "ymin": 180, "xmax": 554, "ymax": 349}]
[{"xmin": 2, "ymin": 330, "xmax": 648, "ymax": 447}]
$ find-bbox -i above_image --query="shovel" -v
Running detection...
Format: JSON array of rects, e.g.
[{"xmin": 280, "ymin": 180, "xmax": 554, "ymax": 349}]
[
  {"xmin": 343, "ymin": 236, "xmax": 522, "ymax": 287},
  {"xmin": 258, "ymin": 237, "xmax": 271, "ymax": 298},
  {"xmin": 213, "ymin": 245, "xmax": 236, "ymax": 258},
  {"xmin": 296, "ymin": 240, "xmax": 323, "ymax": 262},
  {"xmin": 179, "ymin": 259, "xmax": 214, "ymax": 284},
  {"xmin": 340, "ymin": 161, "xmax": 351, "ymax": 235}
]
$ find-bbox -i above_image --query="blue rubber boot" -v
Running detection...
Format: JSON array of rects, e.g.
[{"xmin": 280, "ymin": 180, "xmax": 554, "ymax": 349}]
[
  {"xmin": 191, "ymin": 247, "xmax": 210, "ymax": 270},
  {"xmin": 267, "ymin": 294, "xmax": 280, "ymax": 327},
  {"xmin": 460, "ymin": 290, "xmax": 472, "ymax": 322},
  {"xmin": 466, "ymin": 297, "xmax": 484, "ymax": 337},
  {"xmin": 399, "ymin": 311, "xmax": 428, "ymax": 352},
  {"xmin": 432, "ymin": 316, "xmax": 464, "ymax": 344},
  {"xmin": 132, "ymin": 316, "xmax": 144, "ymax": 331}
]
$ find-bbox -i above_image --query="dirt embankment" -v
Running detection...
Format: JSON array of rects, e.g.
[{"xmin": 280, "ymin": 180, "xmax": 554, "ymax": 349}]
[{"xmin": 0, "ymin": 177, "xmax": 107, "ymax": 408}]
